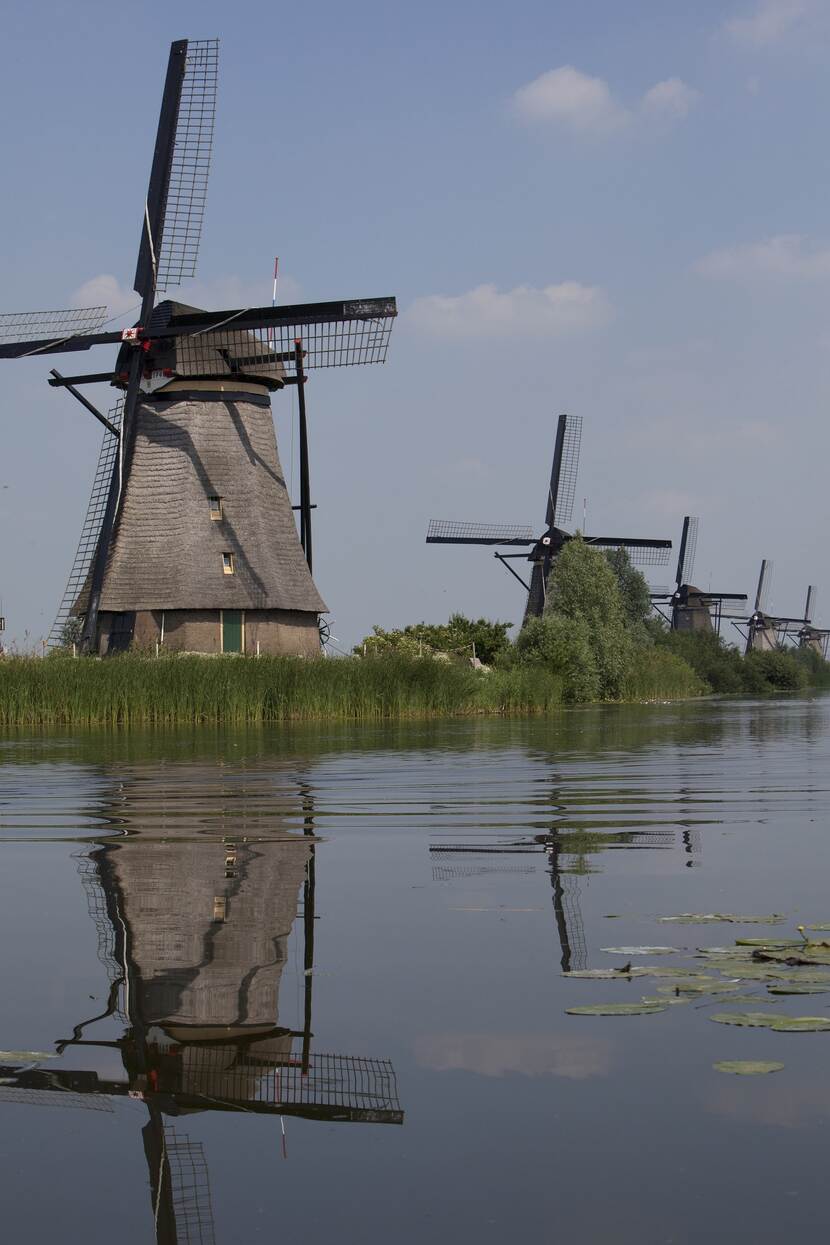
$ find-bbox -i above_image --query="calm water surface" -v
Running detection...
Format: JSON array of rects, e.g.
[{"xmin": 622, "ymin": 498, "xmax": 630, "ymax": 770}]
[{"xmin": 1, "ymin": 698, "xmax": 829, "ymax": 1243}]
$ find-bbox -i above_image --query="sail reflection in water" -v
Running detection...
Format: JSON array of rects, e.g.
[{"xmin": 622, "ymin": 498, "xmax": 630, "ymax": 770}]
[
  {"xmin": 0, "ymin": 767, "xmax": 403, "ymax": 1244},
  {"xmin": 430, "ymin": 775, "xmax": 680, "ymax": 973}
]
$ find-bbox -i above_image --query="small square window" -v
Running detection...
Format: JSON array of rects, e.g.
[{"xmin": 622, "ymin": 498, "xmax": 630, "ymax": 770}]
[
  {"xmin": 222, "ymin": 552, "xmax": 235, "ymax": 575},
  {"xmin": 208, "ymin": 496, "xmax": 223, "ymax": 520}
]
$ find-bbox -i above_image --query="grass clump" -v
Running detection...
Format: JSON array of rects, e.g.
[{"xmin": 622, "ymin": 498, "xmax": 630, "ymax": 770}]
[{"xmin": 0, "ymin": 651, "xmax": 563, "ymax": 727}]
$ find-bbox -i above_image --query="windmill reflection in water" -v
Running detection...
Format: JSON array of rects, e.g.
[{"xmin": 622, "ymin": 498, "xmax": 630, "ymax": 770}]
[
  {"xmin": 430, "ymin": 804, "xmax": 684, "ymax": 975},
  {"xmin": 0, "ymin": 771, "xmax": 403, "ymax": 1244}
]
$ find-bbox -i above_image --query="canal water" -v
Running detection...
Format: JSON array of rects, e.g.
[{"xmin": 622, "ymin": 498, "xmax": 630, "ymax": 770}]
[{"xmin": 1, "ymin": 697, "xmax": 829, "ymax": 1243}]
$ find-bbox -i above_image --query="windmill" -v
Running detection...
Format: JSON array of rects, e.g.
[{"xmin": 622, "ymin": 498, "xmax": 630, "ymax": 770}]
[
  {"xmin": 426, "ymin": 413, "xmax": 672, "ymax": 620},
  {"xmin": 0, "ymin": 785, "xmax": 403, "ymax": 1243},
  {"xmin": 797, "ymin": 587, "xmax": 830, "ymax": 657},
  {"xmin": 650, "ymin": 516, "xmax": 747, "ymax": 635},
  {"xmin": 0, "ymin": 39, "xmax": 396, "ymax": 656},
  {"xmin": 731, "ymin": 560, "xmax": 813, "ymax": 654}
]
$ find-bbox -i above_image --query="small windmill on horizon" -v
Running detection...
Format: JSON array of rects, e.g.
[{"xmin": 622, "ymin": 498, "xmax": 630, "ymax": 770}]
[
  {"xmin": 426, "ymin": 413, "xmax": 672, "ymax": 620},
  {"xmin": 650, "ymin": 516, "xmax": 747, "ymax": 635},
  {"xmin": 731, "ymin": 560, "xmax": 819, "ymax": 654},
  {"xmin": 0, "ymin": 39, "xmax": 397, "ymax": 657},
  {"xmin": 797, "ymin": 587, "xmax": 830, "ymax": 658}
]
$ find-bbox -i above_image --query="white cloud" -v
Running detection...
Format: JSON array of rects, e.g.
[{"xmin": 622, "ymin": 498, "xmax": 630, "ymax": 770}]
[
  {"xmin": 641, "ymin": 78, "xmax": 700, "ymax": 121},
  {"xmin": 406, "ymin": 281, "xmax": 612, "ymax": 338},
  {"xmin": 512, "ymin": 66, "xmax": 628, "ymax": 134},
  {"xmin": 696, "ymin": 234, "xmax": 830, "ymax": 279},
  {"xmin": 70, "ymin": 272, "xmax": 302, "ymax": 324},
  {"xmin": 512, "ymin": 66, "xmax": 698, "ymax": 135},
  {"xmin": 725, "ymin": 0, "xmax": 813, "ymax": 45},
  {"xmin": 71, "ymin": 274, "xmax": 138, "ymax": 319}
]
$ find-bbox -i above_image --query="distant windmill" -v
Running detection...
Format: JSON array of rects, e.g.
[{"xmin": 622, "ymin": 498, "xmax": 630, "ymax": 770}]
[
  {"xmin": 426, "ymin": 413, "xmax": 672, "ymax": 620},
  {"xmin": 0, "ymin": 39, "xmax": 396, "ymax": 656},
  {"xmin": 650, "ymin": 516, "xmax": 746, "ymax": 635},
  {"xmin": 798, "ymin": 587, "xmax": 830, "ymax": 658},
  {"xmin": 732, "ymin": 560, "xmax": 812, "ymax": 654}
]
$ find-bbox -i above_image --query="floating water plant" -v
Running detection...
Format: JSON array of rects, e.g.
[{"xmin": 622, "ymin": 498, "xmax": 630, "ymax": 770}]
[
  {"xmin": 600, "ymin": 946, "xmax": 683, "ymax": 956},
  {"xmin": 565, "ymin": 1002, "xmax": 667, "ymax": 1016},
  {"xmin": 709, "ymin": 1012, "xmax": 782, "ymax": 1028},
  {"xmin": 713, "ymin": 1061, "xmax": 784, "ymax": 1075},
  {"xmin": 658, "ymin": 914, "xmax": 785, "ymax": 925},
  {"xmin": 768, "ymin": 1016, "xmax": 830, "ymax": 1032}
]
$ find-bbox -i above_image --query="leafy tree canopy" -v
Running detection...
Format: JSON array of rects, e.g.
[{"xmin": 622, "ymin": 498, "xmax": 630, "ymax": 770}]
[
  {"xmin": 356, "ymin": 613, "xmax": 512, "ymax": 665},
  {"xmin": 603, "ymin": 547, "xmax": 653, "ymax": 634},
  {"xmin": 543, "ymin": 537, "xmax": 633, "ymax": 698}
]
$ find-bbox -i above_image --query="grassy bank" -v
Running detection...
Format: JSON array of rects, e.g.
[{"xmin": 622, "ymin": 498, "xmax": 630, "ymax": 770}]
[{"xmin": 0, "ymin": 649, "xmax": 693, "ymax": 727}]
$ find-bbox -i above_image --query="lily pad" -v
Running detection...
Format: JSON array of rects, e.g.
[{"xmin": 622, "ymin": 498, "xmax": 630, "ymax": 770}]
[
  {"xmin": 761, "ymin": 947, "xmax": 830, "ymax": 966},
  {"xmin": 713, "ymin": 1061, "xmax": 784, "ymax": 1076},
  {"xmin": 563, "ymin": 968, "xmax": 644, "ymax": 979},
  {"xmin": 806, "ymin": 924, "xmax": 830, "ymax": 931},
  {"xmin": 658, "ymin": 914, "xmax": 785, "ymax": 925},
  {"xmin": 709, "ymin": 1012, "xmax": 781, "ymax": 1028},
  {"xmin": 640, "ymin": 994, "xmax": 690, "ymax": 1006},
  {"xmin": 767, "ymin": 984, "xmax": 830, "ymax": 995},
  {"xmin": 673, "ymin": 981, "xmax": 742, "ymax": 995},
  {"xmin": 0, "ymin": 1050, "xmax": 57, "ymax": 1063},
  {"xmin": 698, "ymin": 946, "xmax": 756, "ymax": 956},
  {"xmin": 734, "ymin": 938, "xmax": 802, "ymax": 948},
  {"xmin": 719, "ymin": 994, "xmax": 778, "ymax": 1006},
  {"xmin": 600, "ymin": 947, "xmax": 683, "ymax": 956},
  {"xmin": 769, "ymin": 1016, "xmax": 830, "ymax": 1032},
  {"xmin": 565, "ymin": 1002, "xmax": 666, "ymax": 1016}
]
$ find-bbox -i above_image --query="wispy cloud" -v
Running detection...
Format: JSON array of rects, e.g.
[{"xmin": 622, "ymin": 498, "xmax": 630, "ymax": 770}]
[
  {"xmin": 724, "ymin": 0, "xmax": 815, "ymax": 46},
  {"xmin": 641, "ymin": 78, "xmax": 700, "ymax": 122},
  {"xmin": 406, "ymin": 281, "xmax": 612, "ymax": 338},
  {"xmin": 511, "ymin": 65, "xmax": 698, "ymax": 135},
  {"xmin": 696, "ymin": 234, "xmax": 830, "ymax": 280},
  {"xmin": 71, "ymin": 274, "xmax": 138, "ymax": 320}
]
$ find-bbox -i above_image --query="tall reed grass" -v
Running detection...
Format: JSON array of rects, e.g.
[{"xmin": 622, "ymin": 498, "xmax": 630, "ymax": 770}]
[{"xmin": 0, "ymin": 650, "xmax": 702, "ymax": 728}]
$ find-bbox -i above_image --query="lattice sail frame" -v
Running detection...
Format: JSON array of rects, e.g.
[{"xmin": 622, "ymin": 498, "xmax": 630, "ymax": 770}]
[
  {"xmin": 553, "ymin": 413, "xmax": 582, "ymax": 525},
  {"xmin": 48, "ymin": 399, "xmax": 123, "ymax": 647},
  {"xmin": 588, "ymin": 540, "xmax": 672, "ymax": 567},
  {"xmin": 0, "ymin": 306, "xmax": 107, "ymax": 345},
  {"xmin": 156, "ymin": 39, "xmax": 219, "ymax": 292},
  {"xmin": 158, "ymin": 303, "xmax": 396, "ymax": 373},
  {"xmin": 426, "ymin": 520, "xmax": 535, "ymax": 545},
  {"xmin": 680, "ymin": 516, "xmax": 699, "ymax": 584}
]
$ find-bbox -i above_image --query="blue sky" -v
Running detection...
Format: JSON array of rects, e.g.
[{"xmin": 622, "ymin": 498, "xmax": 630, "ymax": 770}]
[{"xmin": 1, "ymin": 0, "xmax": 829, "ymax": 649}]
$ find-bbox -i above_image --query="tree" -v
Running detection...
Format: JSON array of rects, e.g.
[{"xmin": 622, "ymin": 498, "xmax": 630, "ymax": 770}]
[
  {"xmin": 355, "ymin": 614, "xmax": 512, "ymax": 665},
  {"xmin": 59, "ymin": 616, "xmax": 83, "ymax": 648},
  {"xmin": 543, "ymin": 537, "xmax": 633, "ymax": 699},
  {"xmin": 514, "ymin": 615, "xmax": 600, "ymax": 702},
  {"xmin": 604, "ymin": 547, "xmax": 652, "ymax": 636}
]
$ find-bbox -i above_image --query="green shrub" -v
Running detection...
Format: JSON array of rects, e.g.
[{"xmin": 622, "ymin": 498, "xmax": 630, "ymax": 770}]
[
  {"xmin": 356, "ymin": 613, "xmax": 512, "ymax": 664},
  {"xmin": 623, "ymin": 647, "xmax": 705, "ymax": 701},
  {"xmin": 743, "ymin": 649, "xmax": 808, "ymax": 693},
  {"xmin": 513, "ymin": 616, "xmax": 600, "ymax": 702},
  {"xmin": 654, "ymin": 629, "xmax": 746, "ymax": 693}
]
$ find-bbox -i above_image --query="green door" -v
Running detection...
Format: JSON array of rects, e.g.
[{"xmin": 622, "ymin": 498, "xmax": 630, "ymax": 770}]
[{"xmin": 222, "ymin": 610, "xmax": 243, "ymax": 653}]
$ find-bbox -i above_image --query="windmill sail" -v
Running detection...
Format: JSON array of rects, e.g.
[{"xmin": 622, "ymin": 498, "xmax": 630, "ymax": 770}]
[
  {"xmin": 675, "ymin": 515, "xmax": 699, "ymax": 586},
  {"xmin": 755, "ymin": 559, "xmax": 773, "ymax": 613},
  {"xmin": 47, "ymin": 400, "xmax": 123, "ymax": 647},
  {"xmin": 135, "ymin": 39, "xmax": 219, "ymax": 301},
  {"xmin": 426, "ymin": 520, "xmax": 534, "ymax": 545},
  {"xmin": 547, "ymin": 413, "xmax": 582, "ymax": 527},
  {"xmin": 0, "ymin": 306, "xmax": 107, "ymax": 346}
]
